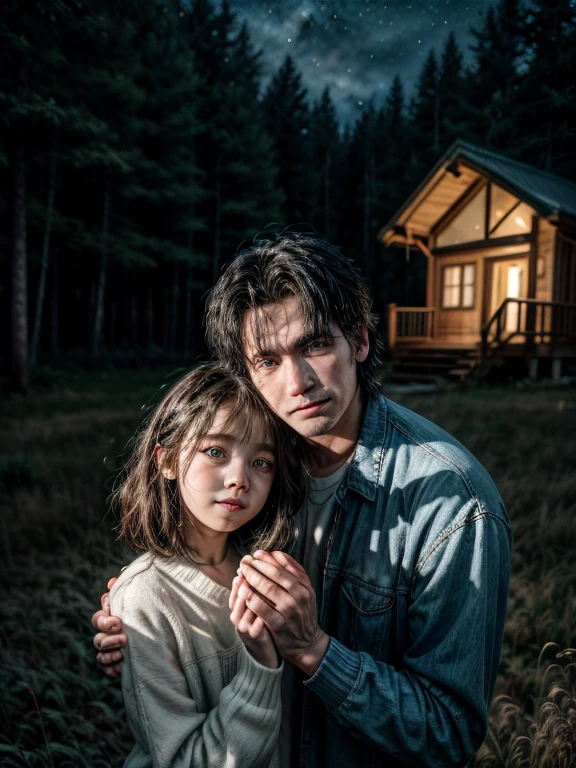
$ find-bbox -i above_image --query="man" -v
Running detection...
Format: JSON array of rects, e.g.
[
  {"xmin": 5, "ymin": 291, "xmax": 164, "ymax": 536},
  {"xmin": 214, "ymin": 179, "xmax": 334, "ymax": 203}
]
[{"xmin": 93, "ymin": 233, "xmax": 511, "ymax": 767}]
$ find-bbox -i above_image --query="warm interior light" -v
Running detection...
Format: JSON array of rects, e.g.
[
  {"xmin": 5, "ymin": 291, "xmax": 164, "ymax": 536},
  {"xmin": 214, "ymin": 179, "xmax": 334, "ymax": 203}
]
[
  {"xmin": 506, "ymin": 265, "xmax": 522, "ymax": 332},
  {"xmin": 507, "ymin": 266, "xmax": 521, "ymax": 298},
  {"xmin": 514, "ymin": 216, "xmax": 527, "ymax": 229}
]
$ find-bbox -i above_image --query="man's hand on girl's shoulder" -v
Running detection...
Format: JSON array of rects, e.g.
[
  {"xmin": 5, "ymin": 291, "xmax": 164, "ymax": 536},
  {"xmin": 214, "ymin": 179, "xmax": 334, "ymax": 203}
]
[{"xmin": 92, "ymin": 576, "xmax": 126, "ymax": 678}]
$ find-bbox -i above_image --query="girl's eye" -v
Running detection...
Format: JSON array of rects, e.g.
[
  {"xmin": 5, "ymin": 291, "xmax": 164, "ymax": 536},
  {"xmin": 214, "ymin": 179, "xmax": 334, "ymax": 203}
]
[
  {"xmin": 254, "ymin": 458, "xmax": 274, "ymax": 471},
  {"xmin": 206, "ymin": 447, "xmax": 224, "ymax": 459}
]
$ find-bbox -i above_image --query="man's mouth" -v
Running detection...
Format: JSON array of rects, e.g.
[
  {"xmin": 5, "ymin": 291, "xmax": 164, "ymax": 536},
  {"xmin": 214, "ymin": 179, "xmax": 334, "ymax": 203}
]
[{"xmin": 293, "ymin": 398, "xmax": 330, "ymax": 417}]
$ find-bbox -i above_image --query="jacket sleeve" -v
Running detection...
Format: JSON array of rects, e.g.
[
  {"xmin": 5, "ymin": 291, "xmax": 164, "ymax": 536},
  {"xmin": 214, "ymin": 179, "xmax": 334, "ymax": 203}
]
[
  {"xmin": 113, "ymin": 578, "xmax": 282, "ymax": 768},
  {"xmin": 304, "ymin": 506, "xmax": 511, "ymax": 767}
]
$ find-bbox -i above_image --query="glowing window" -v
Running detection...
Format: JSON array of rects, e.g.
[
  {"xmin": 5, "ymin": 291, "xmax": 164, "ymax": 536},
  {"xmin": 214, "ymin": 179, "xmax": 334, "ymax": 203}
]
[
  {"xmin": 442, "ymin": 264, "xmax": 476, "ymax": 309},
  {"xmin": 462, "ymin": 264, "xmax": 475, "ymax": 307},
  {"xmin": 489, "ymin": 184, "xmax": 519, "ymax": 232},
  {"xmin": 490, "ymin": 202, "xmax": 535, "ymax": 238},
  {"xmin": 436, "ymin": 186, "xmax": 487, "ymax": 247}
]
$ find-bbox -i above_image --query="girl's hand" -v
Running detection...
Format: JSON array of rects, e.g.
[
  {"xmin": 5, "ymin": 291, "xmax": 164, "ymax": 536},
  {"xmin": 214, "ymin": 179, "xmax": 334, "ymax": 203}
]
[{"xmin": 230, "ymin": 576, "xmax": 279, "ymax": 670}]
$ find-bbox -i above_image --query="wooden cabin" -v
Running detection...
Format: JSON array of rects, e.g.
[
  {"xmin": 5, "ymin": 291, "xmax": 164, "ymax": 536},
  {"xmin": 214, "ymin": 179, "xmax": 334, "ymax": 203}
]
[{"xmin": 378, "ymin": 141, "xmax": 576, "ymax": 381}]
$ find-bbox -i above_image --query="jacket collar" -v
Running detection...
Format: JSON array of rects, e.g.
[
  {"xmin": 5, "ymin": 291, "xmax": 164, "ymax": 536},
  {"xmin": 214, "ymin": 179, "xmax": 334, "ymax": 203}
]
[{"xmin": 339, "ymin": 394, "xmax": 388, "ymax": 502}]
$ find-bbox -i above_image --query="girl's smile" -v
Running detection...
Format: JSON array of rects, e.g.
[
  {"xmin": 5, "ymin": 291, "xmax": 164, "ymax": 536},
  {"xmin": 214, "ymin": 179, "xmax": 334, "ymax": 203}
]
[{"xmin": 217, "ymin": 498, "xmax": 247, "ymax": 512}]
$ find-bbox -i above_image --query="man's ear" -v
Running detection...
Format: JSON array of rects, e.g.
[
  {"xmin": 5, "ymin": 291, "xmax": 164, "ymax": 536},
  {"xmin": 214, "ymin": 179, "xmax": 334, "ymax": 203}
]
[
  {"xmin": 354, "ymin": 324, "xmax": 369, "ymax": 363},
  {"xmin": 155, "ymin": 444, "xmax": 176, "ymax": 480}
]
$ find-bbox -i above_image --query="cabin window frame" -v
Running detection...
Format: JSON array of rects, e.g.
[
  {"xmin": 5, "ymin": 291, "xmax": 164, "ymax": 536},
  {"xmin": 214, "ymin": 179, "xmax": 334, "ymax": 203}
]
[
  {"xmin": 434, "ymin": 184, "xmax": 488, "ymax": 249},
  {"xmin": 441, "ymin": 262, "xmax": 477, "ymax": 310},
  {"xmin": 433, "ymin": 182, "xmax": 534, "ymax": 255}
]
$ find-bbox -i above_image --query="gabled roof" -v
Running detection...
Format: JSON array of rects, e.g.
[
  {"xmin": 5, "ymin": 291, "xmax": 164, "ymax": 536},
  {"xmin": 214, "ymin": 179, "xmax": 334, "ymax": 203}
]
[{"xmin": 378, "ymin": 140, "xmax": 576, "ymax": 245}]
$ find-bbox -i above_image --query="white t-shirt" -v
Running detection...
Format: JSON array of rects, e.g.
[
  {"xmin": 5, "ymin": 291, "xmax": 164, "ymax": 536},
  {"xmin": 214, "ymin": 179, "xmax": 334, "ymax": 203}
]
[{"xmin": 279, "ymin": 461, "xmax": 350, "ymax": 768}]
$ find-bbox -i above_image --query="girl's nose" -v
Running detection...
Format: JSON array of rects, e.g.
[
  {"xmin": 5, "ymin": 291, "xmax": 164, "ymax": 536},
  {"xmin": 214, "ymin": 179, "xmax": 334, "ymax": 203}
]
[{"xmin": 224, "ymin": 459, "xmax": 249, "ymax": 491}]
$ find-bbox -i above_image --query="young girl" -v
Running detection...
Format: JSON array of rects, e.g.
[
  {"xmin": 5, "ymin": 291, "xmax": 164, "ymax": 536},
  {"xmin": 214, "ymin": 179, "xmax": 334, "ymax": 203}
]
[{"xmin": 109, "ymin": 363, "xmax": 303, "ymax": 768}]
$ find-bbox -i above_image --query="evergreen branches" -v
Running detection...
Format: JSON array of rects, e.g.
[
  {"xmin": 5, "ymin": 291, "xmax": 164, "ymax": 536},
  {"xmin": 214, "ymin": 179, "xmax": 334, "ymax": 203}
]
[{"xmin": 1, "ymin": 0, "xmax": 575, "ymax": 387}]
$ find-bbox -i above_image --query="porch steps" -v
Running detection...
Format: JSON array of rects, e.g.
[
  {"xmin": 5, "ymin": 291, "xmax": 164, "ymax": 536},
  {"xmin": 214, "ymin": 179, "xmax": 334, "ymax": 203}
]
[{"xmin": 391, "ymin": 346, "xmax": 481, "ymax": 383}]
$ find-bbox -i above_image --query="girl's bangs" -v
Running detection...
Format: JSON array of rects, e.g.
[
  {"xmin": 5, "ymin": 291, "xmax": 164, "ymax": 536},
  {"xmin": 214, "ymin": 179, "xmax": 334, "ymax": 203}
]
[{"xmin": 220, "ymin": 392, "xmax": 276, "ymax": 449}]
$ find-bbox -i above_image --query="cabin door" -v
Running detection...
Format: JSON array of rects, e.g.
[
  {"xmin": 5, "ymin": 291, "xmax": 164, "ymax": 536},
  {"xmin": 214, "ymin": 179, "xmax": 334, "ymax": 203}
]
[{"xmin": 485, "ymin": 255, "xmax": 529, "ymax": 338}]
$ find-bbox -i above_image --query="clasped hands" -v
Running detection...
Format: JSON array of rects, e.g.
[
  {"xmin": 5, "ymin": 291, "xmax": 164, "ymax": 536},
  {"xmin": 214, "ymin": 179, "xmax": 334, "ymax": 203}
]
[
  {"xmin": 229, "ymin": 550, "xmax": 330, "ymax": 677},
  {"xmin": 93, "ymin": 551, "xmax": 329, "ymax": 677}
]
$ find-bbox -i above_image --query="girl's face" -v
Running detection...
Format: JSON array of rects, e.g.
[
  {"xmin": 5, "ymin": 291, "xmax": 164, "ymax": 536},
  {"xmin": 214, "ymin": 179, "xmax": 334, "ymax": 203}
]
[{"xmin": 174, "ymin": 405, "xmax": 276, "ymax": 537}]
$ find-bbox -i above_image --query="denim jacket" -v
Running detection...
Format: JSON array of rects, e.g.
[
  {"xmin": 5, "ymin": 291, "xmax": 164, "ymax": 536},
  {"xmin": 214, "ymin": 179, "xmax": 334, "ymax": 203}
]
[{"xmin": 301, "ymin": 394, "xmax": 511, "ymax": 768}]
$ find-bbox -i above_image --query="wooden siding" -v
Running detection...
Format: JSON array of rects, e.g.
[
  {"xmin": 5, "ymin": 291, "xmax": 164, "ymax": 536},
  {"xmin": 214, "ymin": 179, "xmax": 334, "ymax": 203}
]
[
  {"xmin": 433, "ymin": 244, "xmax": 534, "ymax": 341},
  {"xmin": 434, "ymin": 252, "xmax": 484, "ymax": 339},
  {"xmin": 553, "ymin": 232, "xmax": 576, "ymax": 304},
  {"xmin": 536, "ymin": 218, "xmax": 556, "ymax": 302}
]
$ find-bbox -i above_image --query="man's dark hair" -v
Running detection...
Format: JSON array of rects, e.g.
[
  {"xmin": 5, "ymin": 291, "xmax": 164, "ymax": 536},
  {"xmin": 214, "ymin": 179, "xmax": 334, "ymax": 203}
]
[{"xmin": 205, "ymin": 233, "xmax": 383, "ymax": 397}]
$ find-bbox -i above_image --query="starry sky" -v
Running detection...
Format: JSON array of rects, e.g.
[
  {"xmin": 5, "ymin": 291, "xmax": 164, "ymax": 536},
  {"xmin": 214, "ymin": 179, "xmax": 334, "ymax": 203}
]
[{"xmin": 227, "ymin": 0, "xmax": 492, "ymax": 122}]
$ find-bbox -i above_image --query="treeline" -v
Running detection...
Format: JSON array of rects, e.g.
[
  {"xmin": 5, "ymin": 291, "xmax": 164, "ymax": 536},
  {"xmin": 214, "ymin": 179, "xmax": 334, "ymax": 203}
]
[{"xmin": 1, "ymin": 0, "xmax": 575, "ymax": 392}]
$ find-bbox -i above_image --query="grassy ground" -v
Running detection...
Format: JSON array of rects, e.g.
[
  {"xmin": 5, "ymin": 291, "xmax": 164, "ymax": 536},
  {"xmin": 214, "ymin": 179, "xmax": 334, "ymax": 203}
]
[{"xmin": 1, "ymin": 370, "xmax": 575, "ymax": 767}]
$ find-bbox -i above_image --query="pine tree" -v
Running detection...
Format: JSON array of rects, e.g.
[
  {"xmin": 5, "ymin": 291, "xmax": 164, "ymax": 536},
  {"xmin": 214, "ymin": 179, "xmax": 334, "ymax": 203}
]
[
  {"xmin": 62, "ymin": 1, "xmax": 147, "ymax": 359},
  {"xmin": 211, "ymin": 8, "xmax": 284, "ymax": 271},
  {"xmin": 30, "ymin": 142, "xmax": 58, "ymax": 364},
  {"xmin": 181, "ymin": 0, "xmax": 284, "ymax": 280},
  {"xmin": 337, "ymin": 103, "xmax": 380, "ymax": 281},
  {"xmin": 123, "ymin": 0, "xmax": 207, "ymax": 355},
  {"xmin": 512, "ymin": 0, "xmax": 576, "ymax": 173},
  {"xmin": 0, "ymin": 0, "xmax": 77, "ymax": 390},
  {"xmin": 379, "ymin": 74, "xmax": 413, "ymax": 214},
  {"xmin": 409, "ymin": 50, "xmax": 440, "ymax": 176},
  {"xmin": 438, "ymin": 33, "xmax": 467, "ymax": 149},
  {"xmin": 263, "ymin": 56, "xmax": 313, "ymax": 224},
  {"xmin": 309, "ymin": 88, "xmax": 340, "ymax": 238},
  {"xmin": 385, "ymin": 75, "xmax": 406, "ymax": 140},
  {"xmin": 467, "ymin": 0, "xmax": 527, "ymax": 147}
]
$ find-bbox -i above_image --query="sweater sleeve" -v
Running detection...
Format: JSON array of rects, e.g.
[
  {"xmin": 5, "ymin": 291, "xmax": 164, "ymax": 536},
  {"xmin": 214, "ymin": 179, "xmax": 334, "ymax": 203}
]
[{"xmin": 111, "ymin": 571, "xmax": 283, "ymax": 768}]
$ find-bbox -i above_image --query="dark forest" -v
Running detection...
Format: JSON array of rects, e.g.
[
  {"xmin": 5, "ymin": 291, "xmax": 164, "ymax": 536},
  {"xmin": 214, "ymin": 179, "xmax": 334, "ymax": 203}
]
[{"xmin": 2, "ymin": 0, "xmax": 575, "ymax": 392}]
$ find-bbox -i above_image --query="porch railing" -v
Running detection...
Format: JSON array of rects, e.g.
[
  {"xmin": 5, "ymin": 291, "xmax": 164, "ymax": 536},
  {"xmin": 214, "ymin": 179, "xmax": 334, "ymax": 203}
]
[
  {"xmin": 481, "ymin": 298, "xmax": 576, "ymax": 358},
  {"xmin": 388, "ymin": 305, "xmax": 435, "ymax": 350}
]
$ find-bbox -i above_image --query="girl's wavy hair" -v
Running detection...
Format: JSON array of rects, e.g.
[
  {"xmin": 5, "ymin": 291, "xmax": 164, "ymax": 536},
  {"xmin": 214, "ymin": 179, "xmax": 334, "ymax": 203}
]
[
  {"xmin": 205, "ymin": 231, "xmax": 383, "ymax": 397},
  {"xmin": 113, "ymin": 363, "xmax": 304, "ymax": 560}
]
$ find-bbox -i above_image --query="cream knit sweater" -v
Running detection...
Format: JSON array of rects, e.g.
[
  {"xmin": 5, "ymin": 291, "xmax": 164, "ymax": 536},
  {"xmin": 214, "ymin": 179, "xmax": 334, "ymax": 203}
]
[{"xmin": 109, "ymin": 552, "xmax": 282, "ymax": 768}]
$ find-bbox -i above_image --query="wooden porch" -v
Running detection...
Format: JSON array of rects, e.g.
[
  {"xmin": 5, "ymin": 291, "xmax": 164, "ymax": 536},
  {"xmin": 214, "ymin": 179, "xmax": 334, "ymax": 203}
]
[{"xmin": 387, "ymin": 300, "xmax": 576, "ymax": 381}]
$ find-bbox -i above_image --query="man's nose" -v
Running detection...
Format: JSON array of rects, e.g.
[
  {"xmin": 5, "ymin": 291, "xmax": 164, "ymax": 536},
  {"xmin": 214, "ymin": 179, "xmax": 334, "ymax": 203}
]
[
  {"xmin": 286, "ymin": 357, "xmax": 315, "ymax": 397},
  {"xmin": 224, "ymin": 459, "xmax": 250, "ymax": 491}
]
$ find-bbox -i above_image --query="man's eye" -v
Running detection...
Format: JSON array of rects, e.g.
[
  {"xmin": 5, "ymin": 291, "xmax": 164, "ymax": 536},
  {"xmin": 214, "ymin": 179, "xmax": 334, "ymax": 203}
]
[
  {"xmin": 306, "ymin": 340, "xmax": 328, "ymax": 354},
  {"xmin": 259, "ymin": 359, "xmax": 276, "ymax": 369}
]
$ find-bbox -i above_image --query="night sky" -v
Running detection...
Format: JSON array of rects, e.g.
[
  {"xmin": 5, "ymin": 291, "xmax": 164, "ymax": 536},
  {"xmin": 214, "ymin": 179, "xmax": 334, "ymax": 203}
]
[{"xmin": 228, "ymin": 0, "xmax": 492, "ymax": 122}]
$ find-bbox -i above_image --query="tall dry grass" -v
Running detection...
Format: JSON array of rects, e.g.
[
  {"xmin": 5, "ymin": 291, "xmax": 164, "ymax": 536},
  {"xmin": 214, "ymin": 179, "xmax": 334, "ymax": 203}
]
[
  {"xmin": 0, "ymin": 368, "xmax": 183, "ymax": 767},
  {"xmin": 473, "ymin": 644, "xmax": 576, "ymax": 768},
  {"xmin": 1, "ymin": 372, "xmax": 575, "ymax": 765}
]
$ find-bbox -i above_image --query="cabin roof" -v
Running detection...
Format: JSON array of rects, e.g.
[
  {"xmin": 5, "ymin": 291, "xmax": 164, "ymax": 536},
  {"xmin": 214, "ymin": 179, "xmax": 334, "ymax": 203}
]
[{"xmin": 379, "ymin": 141, "xmax": 576, "ymax": 246}]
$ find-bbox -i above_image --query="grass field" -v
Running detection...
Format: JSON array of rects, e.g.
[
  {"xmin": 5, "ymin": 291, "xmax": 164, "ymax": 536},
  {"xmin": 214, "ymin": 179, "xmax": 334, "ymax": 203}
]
[{"xmin": 1, "ymin": 369, "xmax": 575, "ymax": 767}]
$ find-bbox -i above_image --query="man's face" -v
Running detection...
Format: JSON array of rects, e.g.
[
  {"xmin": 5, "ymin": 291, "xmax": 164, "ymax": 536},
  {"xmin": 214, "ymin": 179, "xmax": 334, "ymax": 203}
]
[{"xmin": 242, "ymin": 296, "xmax": 368, "ymax": 440}]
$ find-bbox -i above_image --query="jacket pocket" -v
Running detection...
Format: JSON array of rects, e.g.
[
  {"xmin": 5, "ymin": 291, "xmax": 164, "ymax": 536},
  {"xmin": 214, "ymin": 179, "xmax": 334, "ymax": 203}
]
[{"xmin": 337, "ymin": 578, "xmax": 395, "ymax": 662}]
